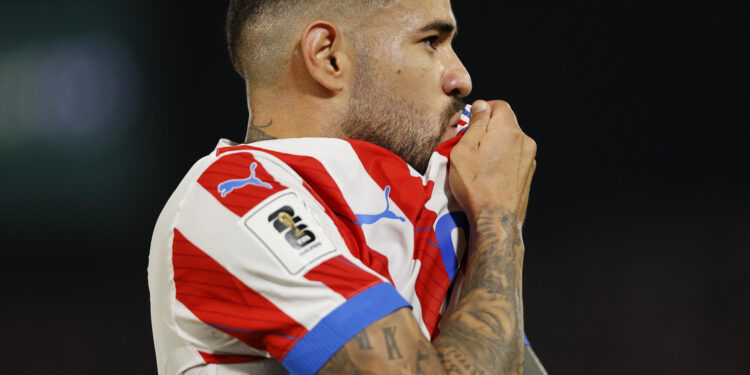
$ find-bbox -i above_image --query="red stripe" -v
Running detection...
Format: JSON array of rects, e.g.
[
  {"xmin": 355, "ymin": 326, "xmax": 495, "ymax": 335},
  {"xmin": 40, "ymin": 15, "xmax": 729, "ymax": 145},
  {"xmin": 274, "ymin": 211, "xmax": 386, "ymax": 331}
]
[
  {"xmin": 198, "ymin": 351, "xmax": 267, "ymax": 364},
  {"xmin": 215, "ymin": 144, "xmax": 395, "ymax": 285},
  {"xmin": 197, "ymin": 152, "xmax": 287, "ymax": 217},
  {"xmin": 434, "ymin": 131, "xmax": 464, "ymax": 158},
  {"xmin": 345, "ymin": 139, "xmax": 453, "ymax": 337},
  {"xmin": 172, "ymin": 229, "xmax": 306, "ymax": 360},
  {"xmin": 422, "ymin": 136, "xmax": 467, "ymax": 335},
  {"xmin": 431, "ymin": 324, "xmax": 441, "ymax": 342},
  {"xmin": 305, "ymin": 256, "xmax": 383, "ymax": 299}
]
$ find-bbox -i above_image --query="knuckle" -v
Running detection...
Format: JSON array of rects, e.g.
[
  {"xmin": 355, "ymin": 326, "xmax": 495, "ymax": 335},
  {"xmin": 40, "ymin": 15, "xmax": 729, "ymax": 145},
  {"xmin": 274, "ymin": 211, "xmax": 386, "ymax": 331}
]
[
  {"xmin": 490, "ymin": 100, "xmax": 510, "ymax": 110},
  {"xmin": 506, "ymin": 127, "xmax": 523, "ymax": 138},
  {"xmin": 489, "ymin": 100, "xmax": 512, "ymax": 114},
  {"xmin": 525, "ymin": 138, "xmax": 537, "ymax": 156},
  {"xmin": 526, "ymin": 137, "xmax": 537, "ymax": 150}
]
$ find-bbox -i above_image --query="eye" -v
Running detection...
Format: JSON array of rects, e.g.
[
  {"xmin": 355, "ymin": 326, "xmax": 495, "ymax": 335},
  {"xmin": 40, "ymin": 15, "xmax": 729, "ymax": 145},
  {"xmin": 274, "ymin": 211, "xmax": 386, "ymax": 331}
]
[{"xmin": 421, "ymin": 35, "xmax": 440, "ymax": 50}]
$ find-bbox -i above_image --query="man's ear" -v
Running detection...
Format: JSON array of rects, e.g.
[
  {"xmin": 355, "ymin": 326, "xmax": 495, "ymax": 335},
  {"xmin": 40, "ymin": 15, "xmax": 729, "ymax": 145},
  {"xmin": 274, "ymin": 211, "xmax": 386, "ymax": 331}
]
[{"xmin": 300, "ymin": 20, "xmax": 351, "ymax": 92}]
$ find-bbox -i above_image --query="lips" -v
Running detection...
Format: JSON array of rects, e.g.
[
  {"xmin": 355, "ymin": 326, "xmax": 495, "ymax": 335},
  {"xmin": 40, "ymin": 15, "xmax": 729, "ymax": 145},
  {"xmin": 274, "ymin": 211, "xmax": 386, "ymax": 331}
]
[
  {"xmin": 448, "ymin": 110, "xmax": 463, "ymax": 131},
  {"xmin": 437, "ymin": 101, "xmax": 469, "ymax": 145},
  {"xmin": 438, "ymin": 111, "xmax": 464, "ymax": 144}
]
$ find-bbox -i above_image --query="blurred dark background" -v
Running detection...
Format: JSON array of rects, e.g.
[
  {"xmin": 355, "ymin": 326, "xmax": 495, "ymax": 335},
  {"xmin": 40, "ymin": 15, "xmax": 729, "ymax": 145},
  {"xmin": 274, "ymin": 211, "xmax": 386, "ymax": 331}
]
[{"xmin": 1, "ymin": 0, "xmax": 747, "ymax": 373}]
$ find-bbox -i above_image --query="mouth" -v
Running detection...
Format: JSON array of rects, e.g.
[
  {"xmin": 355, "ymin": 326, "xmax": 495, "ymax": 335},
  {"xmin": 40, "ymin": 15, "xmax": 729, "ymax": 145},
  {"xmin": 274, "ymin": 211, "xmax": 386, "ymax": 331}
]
[
  {"xmin": 438, "ymin": 111, "xmax": 464, "ymax": 144},
  {"xmin": 447, "ymin": 111, "xmax": 463, "ymax": 132},
  {"xmin": 439, "ymin": 100, "xmax": 469, "ymax": 143}
]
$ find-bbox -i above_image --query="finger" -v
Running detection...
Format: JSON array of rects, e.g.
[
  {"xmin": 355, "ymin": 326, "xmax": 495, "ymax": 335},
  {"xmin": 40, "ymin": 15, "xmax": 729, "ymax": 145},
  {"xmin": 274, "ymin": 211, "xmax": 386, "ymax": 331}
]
[
  {"xmin": 460, "ymin": 100, "xmax": 491, "ymax": 146},
  {"xmin": 486, "ymin": 100, "xmax": 520, "ymax": 132}
]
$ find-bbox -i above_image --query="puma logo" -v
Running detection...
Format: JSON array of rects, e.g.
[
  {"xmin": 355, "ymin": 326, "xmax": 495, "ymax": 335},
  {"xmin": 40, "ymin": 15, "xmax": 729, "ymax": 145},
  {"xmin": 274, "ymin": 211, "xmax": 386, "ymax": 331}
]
[
  {"xmin": 354, "ymin": 186, "xmax": 406, "ymax": 226},
  {"xmin": 217, "ymin": 162, "xmax": 273, "ymax": 197}
]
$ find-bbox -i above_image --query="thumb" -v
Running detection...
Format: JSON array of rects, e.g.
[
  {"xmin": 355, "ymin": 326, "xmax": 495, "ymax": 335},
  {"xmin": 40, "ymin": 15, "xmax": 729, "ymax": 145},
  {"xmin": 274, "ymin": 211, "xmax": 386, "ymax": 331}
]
[{"xmin": 460, "ymin": 100, "xmax": 490, "ymax": 146}]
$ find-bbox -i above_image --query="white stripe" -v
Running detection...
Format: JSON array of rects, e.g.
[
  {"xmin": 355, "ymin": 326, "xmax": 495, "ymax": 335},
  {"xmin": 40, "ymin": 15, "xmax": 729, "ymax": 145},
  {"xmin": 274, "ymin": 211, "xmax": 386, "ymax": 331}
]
[
  {"xmin": 251, "ymin": 139, "xmax": 418, "ymax": 281},
  {"xmin": 217, "ymin": 148, "xmax": 391, "ymax": 285},
  {"xmin": 174, "ymin": 300, "xmax": 270, "ymax": 358},
  {"xmin": 250, "ymin": 139, "xmax": 430, "ymax": 335},
  {"xmin": 176, "ymin": 183, "xmax": 346, "ymax": 331},
  {"xmin": 150, "ymin": 153, "xmax": 220, "ymax": 375}
]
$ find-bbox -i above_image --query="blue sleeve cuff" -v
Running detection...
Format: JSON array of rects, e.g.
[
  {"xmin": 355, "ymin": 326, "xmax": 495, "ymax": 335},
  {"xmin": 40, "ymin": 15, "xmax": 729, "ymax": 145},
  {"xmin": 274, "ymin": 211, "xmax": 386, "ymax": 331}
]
[{"xmin": 281, "ymin": 282, "xmax": 411, "ymax": 375}]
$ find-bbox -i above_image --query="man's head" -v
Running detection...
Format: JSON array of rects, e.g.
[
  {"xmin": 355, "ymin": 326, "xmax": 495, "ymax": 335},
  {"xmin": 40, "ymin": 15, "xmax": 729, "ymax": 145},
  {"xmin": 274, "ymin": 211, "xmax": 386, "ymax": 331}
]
[{"xmin": 226, "ymin": 0, "xmax": 472, "ymax": 174}]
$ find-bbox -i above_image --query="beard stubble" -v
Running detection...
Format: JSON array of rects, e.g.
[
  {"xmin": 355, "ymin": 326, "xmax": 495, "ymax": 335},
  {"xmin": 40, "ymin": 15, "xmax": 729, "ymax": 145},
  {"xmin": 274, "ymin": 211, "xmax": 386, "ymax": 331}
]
[{"xmin": 339, "ymin": 61, "xmax": 465, "ymax": 175}]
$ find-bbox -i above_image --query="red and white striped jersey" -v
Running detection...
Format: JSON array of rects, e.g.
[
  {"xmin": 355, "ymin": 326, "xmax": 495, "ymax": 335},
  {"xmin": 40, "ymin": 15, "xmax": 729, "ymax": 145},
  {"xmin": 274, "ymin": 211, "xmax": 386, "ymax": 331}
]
[{"xmin": 148, "ymin": 136, "xmax": 470, "ymax": 375}]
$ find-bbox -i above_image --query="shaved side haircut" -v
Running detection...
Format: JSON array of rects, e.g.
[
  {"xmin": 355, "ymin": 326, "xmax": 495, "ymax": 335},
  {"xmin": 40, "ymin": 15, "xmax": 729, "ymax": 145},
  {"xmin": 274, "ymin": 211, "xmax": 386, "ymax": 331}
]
[{"xmin": 226, "ymin": 0, "xmax": 393, "ymax": 88}]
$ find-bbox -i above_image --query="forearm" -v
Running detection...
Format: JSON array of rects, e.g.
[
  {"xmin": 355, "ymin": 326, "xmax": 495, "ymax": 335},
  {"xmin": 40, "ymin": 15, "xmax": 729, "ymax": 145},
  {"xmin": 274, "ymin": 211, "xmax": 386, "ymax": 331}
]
[
  {"xmin": 320, "ymin": 99, "xmax": 536, "ymax": 374},
  {"xmin": 318, "ymin": 206, "xmax": 526, "ymax": 375},
  {"xmin": 433, "ymin": 206, "xmax": 525, "ymax": 375}
]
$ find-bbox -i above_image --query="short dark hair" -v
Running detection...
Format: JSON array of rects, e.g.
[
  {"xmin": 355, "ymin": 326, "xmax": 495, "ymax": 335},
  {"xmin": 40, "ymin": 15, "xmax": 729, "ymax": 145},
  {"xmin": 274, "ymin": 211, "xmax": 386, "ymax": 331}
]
[
  {"xmin": 225, "ymin": 0, "xmax": 391, "ymax": 83},
  {"xmin": 225, "ymin": 0, "xmax": 278, "ymax": 78}
]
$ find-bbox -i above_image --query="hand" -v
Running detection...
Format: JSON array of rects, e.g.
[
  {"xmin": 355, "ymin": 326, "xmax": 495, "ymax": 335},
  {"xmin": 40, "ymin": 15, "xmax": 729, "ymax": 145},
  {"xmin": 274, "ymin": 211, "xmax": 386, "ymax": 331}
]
[{"xmin": 449, "ymin": 100, "xmax": 537, "ymax": 223}]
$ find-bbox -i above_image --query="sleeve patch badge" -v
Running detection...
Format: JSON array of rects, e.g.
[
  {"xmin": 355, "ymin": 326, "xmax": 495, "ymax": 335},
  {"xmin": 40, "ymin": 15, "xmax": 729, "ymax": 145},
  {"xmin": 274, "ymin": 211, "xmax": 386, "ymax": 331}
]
[{"xmin": 242, "ymin": 191, "xmax": 337, "ymax": 275}]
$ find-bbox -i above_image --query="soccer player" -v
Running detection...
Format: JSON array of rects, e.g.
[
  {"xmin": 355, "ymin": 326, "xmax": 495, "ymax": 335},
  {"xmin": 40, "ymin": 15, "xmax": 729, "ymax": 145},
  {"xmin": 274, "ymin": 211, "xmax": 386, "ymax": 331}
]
[{"xmin": 148, "ymin": 0, "xmax": 543, "ymax": 374}]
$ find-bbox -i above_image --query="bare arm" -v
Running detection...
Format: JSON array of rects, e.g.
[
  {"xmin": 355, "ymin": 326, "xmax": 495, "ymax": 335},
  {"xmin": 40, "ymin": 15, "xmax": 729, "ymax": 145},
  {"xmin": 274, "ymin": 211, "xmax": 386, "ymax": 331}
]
[
  {"xmin": 320, "ymin": 100, "xmax": 537, "ymax": 374},
  {"xmin": 319, "ymin": 208, "xmax": 526, "ymax": 375},
  {"xmin": 318, "ymin": 307, "xmax": 442, "ymax": 375},
  {"xmin": 433, "ymin": 206, "xmax": 526, "ymax": 374}
]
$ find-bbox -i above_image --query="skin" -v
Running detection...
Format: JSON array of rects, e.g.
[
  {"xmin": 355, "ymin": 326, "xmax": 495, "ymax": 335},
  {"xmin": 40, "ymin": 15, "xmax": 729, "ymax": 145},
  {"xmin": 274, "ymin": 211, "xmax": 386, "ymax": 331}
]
[
  {"xmin": 244, "ymin": 0, "xmax": 471, "ymax": 173},
  {"xmin": 318, "ymin": 101, "xmax": 537, "ymax": 375},
  {"xmin": 237, "ymin": 0, "xmax": 537, "ymax": 373}
]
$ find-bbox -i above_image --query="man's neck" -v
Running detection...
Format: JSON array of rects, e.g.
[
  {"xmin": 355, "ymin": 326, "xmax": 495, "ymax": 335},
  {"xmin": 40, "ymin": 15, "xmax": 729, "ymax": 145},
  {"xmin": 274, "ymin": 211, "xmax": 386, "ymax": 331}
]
[
  {"xmin": 244, "ymin": 92, "xmax": 343, "ymax": 144},
  {"xmin": 245, "ymin": 116, "xmax": 277, "ymax": 143}
]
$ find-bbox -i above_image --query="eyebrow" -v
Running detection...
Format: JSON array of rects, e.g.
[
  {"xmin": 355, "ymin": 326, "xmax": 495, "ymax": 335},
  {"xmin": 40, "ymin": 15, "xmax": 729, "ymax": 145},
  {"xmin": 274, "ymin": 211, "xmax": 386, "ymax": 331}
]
[{"xmin": 418, "ymin": 19, "xmax": 457, "ymax": 37}]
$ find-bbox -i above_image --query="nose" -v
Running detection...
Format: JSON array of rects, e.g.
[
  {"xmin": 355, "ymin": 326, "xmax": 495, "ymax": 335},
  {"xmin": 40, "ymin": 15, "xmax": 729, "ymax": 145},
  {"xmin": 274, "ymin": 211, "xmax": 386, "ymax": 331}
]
[{"xmin": 442, "ymin": 52, "xmax": 472, "ymax": 98}]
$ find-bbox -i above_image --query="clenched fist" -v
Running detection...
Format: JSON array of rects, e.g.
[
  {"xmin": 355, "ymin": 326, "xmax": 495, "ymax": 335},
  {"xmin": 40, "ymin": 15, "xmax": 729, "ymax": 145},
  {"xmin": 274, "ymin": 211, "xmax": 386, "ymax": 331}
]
[{"xmin": 449, "ymin": 100, "xmax": 537, "ymax": 224}]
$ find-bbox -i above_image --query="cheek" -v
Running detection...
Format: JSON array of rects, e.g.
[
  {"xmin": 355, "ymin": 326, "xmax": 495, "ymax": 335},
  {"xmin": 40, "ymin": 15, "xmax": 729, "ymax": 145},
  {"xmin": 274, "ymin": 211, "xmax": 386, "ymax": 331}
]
[
  {"xmin": 367, "ymin": 28, "xmax": 407, "ymax": 67},
  {"xmin": 370, "ymin": 47, "xmax": 445, "ymax": 118},
  {"xmin": 403, "ymin": 59, "xmax": 446, "ymax": 115},
  {"xmin": 407, "ymin": 51, "xmax": 438, "ymax": 79},
  {"xmin": 392, "ymin": 52, "xmax": 440, "ymax": 91}
]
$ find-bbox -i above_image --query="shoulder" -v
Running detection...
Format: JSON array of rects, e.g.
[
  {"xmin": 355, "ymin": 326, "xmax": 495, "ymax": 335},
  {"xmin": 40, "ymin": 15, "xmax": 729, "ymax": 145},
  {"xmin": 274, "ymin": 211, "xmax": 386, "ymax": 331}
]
[
  {"xmin": 149, "ymin": 140, "xmax": 326, "ymax": 267},
  {"xmin": 197, "ymin": 144, "xmax": 298, "ymax": 216}
]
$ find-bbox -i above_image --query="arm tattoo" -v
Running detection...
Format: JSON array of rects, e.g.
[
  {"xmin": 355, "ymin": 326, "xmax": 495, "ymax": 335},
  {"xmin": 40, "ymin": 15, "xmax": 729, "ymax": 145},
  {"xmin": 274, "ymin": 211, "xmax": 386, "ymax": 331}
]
[
  {"xmin": 434, "ymin": 206, "xmax": 525, "ymax": 375},
  {"xmin": 318, "ymin": 207, "xmax": 525, "ymax": 374},
  {"xmin": 318, "ymin": 345, "xmax": 376, "ymax": 375},
  {"xmin": 382, "ymin": 326, "xmax": 403, "ymax": 360},
  {"xmin": 319, "ymin": 308, "xmax": 446, "ymax": 374},
  {"xmin": 354, "ymin": 330, "xmax": 373, "ymax": 350},
  {"xmin": 244, "ymin": 118, "xmax": 276, "ymax": 143},
  {"xmin": 416, "ymin": 350, "xmax": 430, "ymax": 375}
]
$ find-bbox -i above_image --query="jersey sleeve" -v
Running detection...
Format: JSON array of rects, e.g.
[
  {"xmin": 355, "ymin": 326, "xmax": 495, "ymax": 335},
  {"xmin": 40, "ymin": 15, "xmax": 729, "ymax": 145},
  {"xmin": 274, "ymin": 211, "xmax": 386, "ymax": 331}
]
[{"xmin": 169, "ymin": 149, "xmax": 410, "ymax": 375}]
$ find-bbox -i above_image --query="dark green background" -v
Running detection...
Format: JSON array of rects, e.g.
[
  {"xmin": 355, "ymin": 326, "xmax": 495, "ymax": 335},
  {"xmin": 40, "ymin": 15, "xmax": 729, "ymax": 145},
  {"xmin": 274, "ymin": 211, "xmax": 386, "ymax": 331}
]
[{"xmin": 1, "ymin": 0, "xmax": 748, "ymax": 373}]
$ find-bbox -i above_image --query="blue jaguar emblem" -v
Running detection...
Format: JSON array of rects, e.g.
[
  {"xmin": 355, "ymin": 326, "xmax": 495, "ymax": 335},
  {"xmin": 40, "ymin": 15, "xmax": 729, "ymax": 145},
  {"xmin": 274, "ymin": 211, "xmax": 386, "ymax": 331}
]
[
  {"xmin": 217, "ymin": 162, "xmax": 273, "ymax": 197},
  {"xmin": 354, "ymin": 186, "xmax": 406, "ymax": 226}
]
